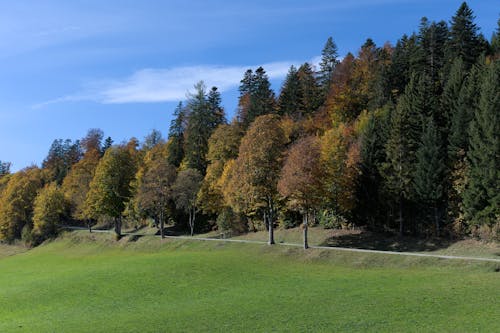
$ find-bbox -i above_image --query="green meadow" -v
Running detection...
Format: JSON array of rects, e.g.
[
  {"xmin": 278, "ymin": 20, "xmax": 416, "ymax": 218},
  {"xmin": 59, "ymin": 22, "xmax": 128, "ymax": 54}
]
[{"xmin": 0, "ymin": 232, "xmax": 499, "ymax": 333}]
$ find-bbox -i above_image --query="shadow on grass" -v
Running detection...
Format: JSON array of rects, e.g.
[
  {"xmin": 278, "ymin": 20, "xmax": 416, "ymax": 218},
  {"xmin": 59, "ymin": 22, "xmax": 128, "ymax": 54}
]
[{"xmin": 320, "ymin": 230, "xmax": 454, "ymax": 252}]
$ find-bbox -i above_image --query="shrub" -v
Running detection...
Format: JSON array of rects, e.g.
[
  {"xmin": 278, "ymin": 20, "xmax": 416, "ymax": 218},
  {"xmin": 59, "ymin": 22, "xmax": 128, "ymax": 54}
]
[{"xmin": 318, "ymin": 210, "xmax": 348, "ymax": 229}]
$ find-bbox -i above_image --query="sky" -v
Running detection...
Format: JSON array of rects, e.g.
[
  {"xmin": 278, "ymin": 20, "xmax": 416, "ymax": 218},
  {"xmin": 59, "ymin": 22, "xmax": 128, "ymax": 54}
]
[{"xmin": 0, "ymin": 0, "xmax": 498, "ymax": 171}]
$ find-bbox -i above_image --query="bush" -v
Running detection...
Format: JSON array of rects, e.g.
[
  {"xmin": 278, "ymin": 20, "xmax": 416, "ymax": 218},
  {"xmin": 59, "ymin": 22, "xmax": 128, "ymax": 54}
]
[
  {"xmin": 21, "ymin": 224, "xmax": 33, "ymax": 245},
  {"xmin": 471, "ymin": 221, "xmax": 500, "ymax": 242},
  {"xmin": 278, "ymin": 210, "xmax": 301, "ymax": 229},
  {"xmin": 216, "ymin": 207, "xmax": 247, "ymax": 234},
  {"xmin": 318, "ymin": 210, "xmax": 348, "ymax": 229}
]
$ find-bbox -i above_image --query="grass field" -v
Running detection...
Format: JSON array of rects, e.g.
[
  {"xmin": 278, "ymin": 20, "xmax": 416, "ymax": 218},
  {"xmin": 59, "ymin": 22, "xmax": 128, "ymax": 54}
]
[{"xmin": 0, "ymin": 232, "xmax": 499, "ymax": 332}]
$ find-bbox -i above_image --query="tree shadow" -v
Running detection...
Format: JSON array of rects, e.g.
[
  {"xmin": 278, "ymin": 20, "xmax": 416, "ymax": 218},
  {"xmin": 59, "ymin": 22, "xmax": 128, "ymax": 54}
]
[{"xmin": 319, "ymin": 230, "xmax": 455, "ymax": 252}]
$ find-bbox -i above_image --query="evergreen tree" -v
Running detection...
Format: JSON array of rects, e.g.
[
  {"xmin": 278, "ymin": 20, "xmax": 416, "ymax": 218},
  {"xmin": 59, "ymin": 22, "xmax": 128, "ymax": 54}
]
[
  {"xmin": 389, "ymin": 35, "xmax": 412, "ymax": 98},
  {"xmin": 491, "ymin": 17, "xmax": 500, "ymax": 58},
  {"xmin": 382, "ymin": 74, "xmax": 428, "ymax": 235},
  {"xmin": 102, "ymin": 137, "xmax": 113, "ymax": 155},
  {"xmin": 418, "ymin": 18, "xmax": 448, "ymax": 85},
  {"xmin": 445, "ymin": 2, "xmax": 484, "ymax": 70},
  {"xmin": 279, "ymin": 64, "xmax": 321, "ymax": 119},
  {"xmin": 318, "ymin": 36, "xmax": 339, "ymax": 97},
  {"xmin": 357, "ymin": 106, "xmax": 392, "ymax": 228},
  {"xmin": 278, "ymin": 65, "xmax": 302, "ymax": 117},
  {"xmin": 441, "ymin": 57, "xmax": 466, "ymax": 153},
  {"xmin": 183, "ymin": 82, "xmax": 226, "ymax": 173},
  {"xmin": 167, "ymin": 102, "xmax": 186, "ymax": 167},
  {"xmin": 463, "ymin": 62, "xmax": 499, "ymax": 227},
  {"xmin": 448, "ymin": 58, "xmax": 485, "ymax": 158},
  {"xmin": 42, "ymin": 139, "xmax": 82, "ymax": 185},
  {"xmin": 237, "ymin": 67, "xmax": 275, "ymax": 128},
  {"xmin": 414, "ymin": 118, "xmax": 445, "ymax": 235},
  {"xmin": 0, "ymin": 161, "xmax": 11, "ymax": 177}
]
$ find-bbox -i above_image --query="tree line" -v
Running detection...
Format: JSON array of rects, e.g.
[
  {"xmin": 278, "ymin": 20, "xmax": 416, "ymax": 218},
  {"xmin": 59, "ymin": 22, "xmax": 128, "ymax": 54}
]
[{"xmin": 0, "ymin": 2, "xmax": 498, "ymax": 247}]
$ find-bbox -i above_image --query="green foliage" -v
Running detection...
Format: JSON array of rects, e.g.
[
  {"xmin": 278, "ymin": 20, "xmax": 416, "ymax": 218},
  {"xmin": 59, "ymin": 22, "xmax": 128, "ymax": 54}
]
[
  {"xmin": 216, "ymin": 206, "xmax": 247, "ymax": 234},
  {"xmin": 318, "ymin": 36, "xmax": 339, "ymax": 96},
  {"xmin": 238, "ymin": 67, "xmax": 276, "ymax": 128},
  {"xmin": 463, "ymin": 62, "xmax": 499, "ymax": 226},
  {"xmin": 183, "ymin": 83, "xmax": 226, "ymax": 173},
  {"xmin": 0, "ymin": 161, "xmax": 11, "ymax": 177},
  {"xmin": 414, "ymin": 119, "xmax": 445, "ymax": 204},
  {"xmin": 445, "ymin": 2, "xmax": 485, "ymax": 69},
  {"xmin": 42, "ymin": 138, "xmax": 82, "ymax": 184},
  {"xmin": 318, "ymin": 209, "xmax": 348, "ymax": 229}
]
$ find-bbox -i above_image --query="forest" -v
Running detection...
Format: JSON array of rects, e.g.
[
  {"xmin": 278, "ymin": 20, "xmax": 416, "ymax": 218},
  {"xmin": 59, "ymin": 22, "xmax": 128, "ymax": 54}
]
[{"xmin": 0, "ymin": 2, "xmax": 498, "ymax": 246}]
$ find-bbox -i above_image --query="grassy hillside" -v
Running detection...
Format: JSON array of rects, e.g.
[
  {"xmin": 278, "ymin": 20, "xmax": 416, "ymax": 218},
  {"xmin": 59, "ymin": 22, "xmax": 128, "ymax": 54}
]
[{"xmin": 0, "ymin": 232, "xmax": 499, "ymax": 332}]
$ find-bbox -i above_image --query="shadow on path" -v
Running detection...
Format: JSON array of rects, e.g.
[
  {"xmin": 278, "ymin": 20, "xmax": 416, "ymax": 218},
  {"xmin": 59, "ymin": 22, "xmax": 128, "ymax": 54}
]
[{"xmin": 320, "ymin": 230, "xmax": 454, "ymax": 252}]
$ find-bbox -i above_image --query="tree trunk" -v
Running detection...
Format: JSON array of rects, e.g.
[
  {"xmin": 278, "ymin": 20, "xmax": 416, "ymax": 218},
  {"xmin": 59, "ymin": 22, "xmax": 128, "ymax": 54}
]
[
  {"xmin": 399, "ymin": 195, "xmax": 403, "ymax": 237},
  {"xmin": 434, "ymin": 206, "xmax": 440, "ymax": 238},
  {"xmin": 87, "ymin": 220, "xmax": 92, "ymax": 233},
  {"xmin": 160, "ymin": 211, "xmax": 165, "ymax": 239},
  {"xmin": 189, "ymin": 207, "xmax": 196, "ymax": 237},
  {"xmin": 303, "ymin": 213, "xmax": 309, "ymax": 249},
  {"xmin": 114, "ymin": 217, "xmax": 122, "ymax": 238},
  {"xmin": 268, "ymin": 198, "xmax": 275, "ymax": 245}
]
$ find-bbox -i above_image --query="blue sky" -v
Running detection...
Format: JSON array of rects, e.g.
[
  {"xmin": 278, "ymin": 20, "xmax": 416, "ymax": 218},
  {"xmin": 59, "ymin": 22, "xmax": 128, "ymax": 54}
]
[{"xmin": 0, "ymin": 0, "xmax": 498, "ymax": 171}]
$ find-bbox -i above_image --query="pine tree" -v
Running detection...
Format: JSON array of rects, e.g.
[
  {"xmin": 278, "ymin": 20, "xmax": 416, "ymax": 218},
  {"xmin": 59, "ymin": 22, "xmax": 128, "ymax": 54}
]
[
  {"xmin": 183, "ymin": 82, "xmax": 227, "ymax": 173},
  {"xmin": 237, "ymin": 67, "xmax": 275, "ymax": 128},
  {"xmin": 382, "ymin": 74, "xmax": 428, "ymax": 235},
  {"xmin": 207, "ymin": 86, "xmax": 226, "ymax": 129},
  {"xmin": 278, "ymin": 65, "xmax": 302, "ymax": 117},
  {"xmin": 42, "ymin": 139, "xmax": 82, "ymax": 185},
  {"xmin": 318, "ymin": 37, "xmax": 339, "ymax": 97},
  {"xmin": 414, "ymin": 118, "xmax": 445, "ymax": 235},
  {"xmin": 357, "ymin": 106, "xmax": 392, "ymax": 228},
  {"xmin": 441, "ymin": 57, "xmax": 466, "ymax": 152},
  {"xmin": 448, "ymin": 58, "xmax": 485, "ymax": 158},
  {"xmin": 102, "ymin": 137, "xmax": 113, "ymax": 155},
  {"xmin": 167, "ymin": 102, "xmax": 186, "ymax": 167},
  {"xmin": 445, "ymin": 2, "xmax": 484, "ymax": 70},
  {"xmin": 491, "ymin": 17, "xmax": 500, "ymax": 58},
  {"xmin": 0, "ymin": 161, "xmax": 10, "ymax": 177},
  {"xmin": 418, "ymin": 18, "xmax": 448, "ymax": 85},
  {"xmin": 463, "ymin": 62, "xmax": 499, "ymax": 227}
]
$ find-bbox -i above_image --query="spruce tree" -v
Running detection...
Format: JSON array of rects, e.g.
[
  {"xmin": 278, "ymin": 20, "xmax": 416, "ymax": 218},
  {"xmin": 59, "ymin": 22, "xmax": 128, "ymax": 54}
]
[
  {"xmin": 167, "ymin": 102, "xmax": 186, "ymax": 167},
  {"xmin": 490, "ymin": 17, "xmax": 500, "ymax": 58},
  {"xmin": 297, "ymin": 63, "xmax": 321, "ymax": 116},
  {"xmin": 183, "ymin": 82, "xmax": 227, "ymax": 174},
  {"xmin": 463, "ymin": 62, "xmax": 499, "ymax": 227},
  {"xmin": 445, "ymin": 2, "xmax": 484, "ymax": 70},
  {"xmin": 382, "ymin": 74, "xmax": 428, "ymax": 235},
  {"xmin": 207, "ymin": 86, "xmax": 226, "ymax": 128},
  {"xmin": 448, "ymin": 58, "xmax": 485, "ymax": 159},
  {"xmin": 237, "ymin": 67, "xmax": 275, "ymax": 128},
  {"xmin": 278, "ymin": 65, "xmax": 302, "ymax": 117},
  {"xmin": 318, "ymin": 37, "xmax": 339, "ymax": 98},
  {"xmin": 418, "ymin": 18, "xmax": 448, "ymax": 85},
  {"xmin": 414, "ymin": 118, "xmax": 445, "ymax": 235}
]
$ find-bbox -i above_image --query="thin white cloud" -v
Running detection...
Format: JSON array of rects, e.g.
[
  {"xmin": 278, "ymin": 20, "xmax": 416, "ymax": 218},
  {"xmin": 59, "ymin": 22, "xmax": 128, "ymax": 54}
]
[{"xmin": 34, "ymin": 61, "xmax": 298, "ymax": 107}]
